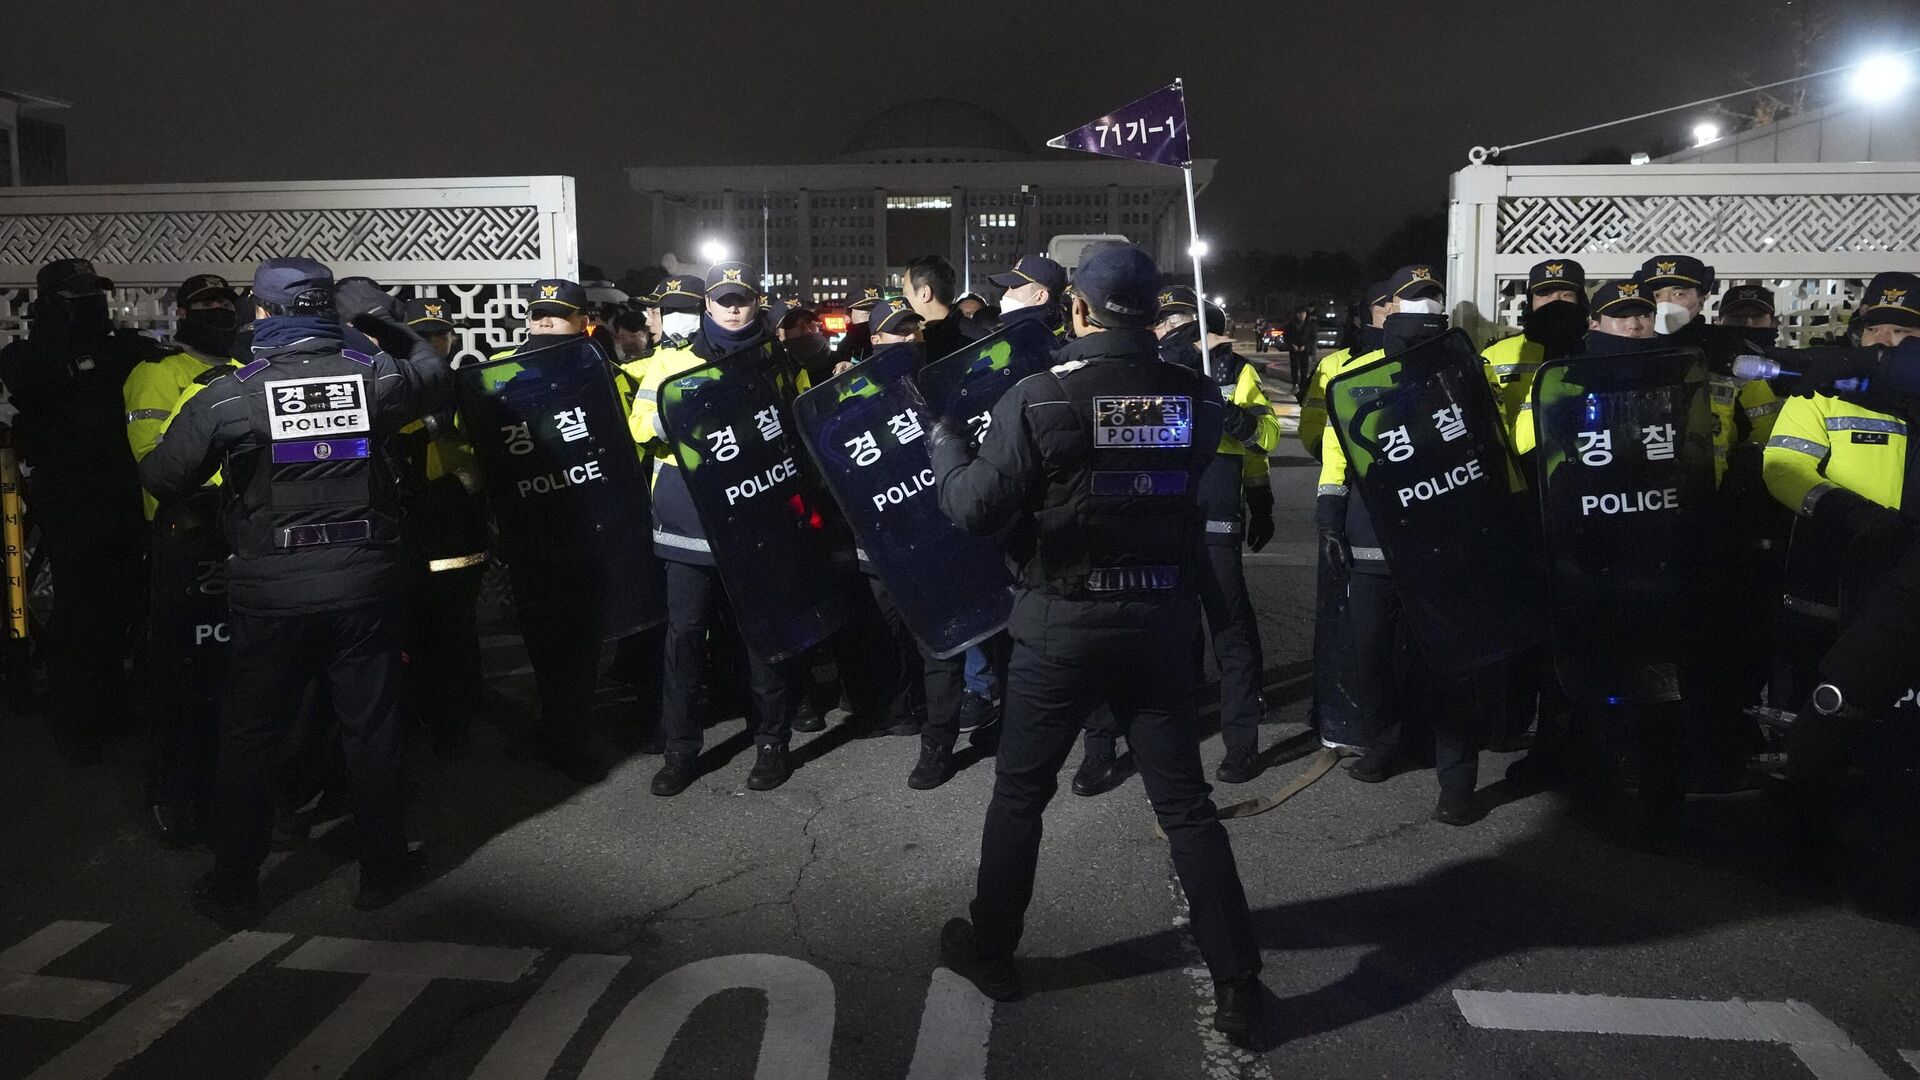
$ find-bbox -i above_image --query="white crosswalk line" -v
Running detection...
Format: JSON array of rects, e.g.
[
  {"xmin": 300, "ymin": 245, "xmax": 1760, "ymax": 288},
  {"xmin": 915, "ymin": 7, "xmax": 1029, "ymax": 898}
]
[
  {"xmin": 0, "ymin": 921, "xmax": 127, "ymax": 1022},
  {"xmin": 267, "ymin": 937, "xmax": 540, "ymax": 1080},
  {"xmin": 904, "ymin": 968, "xmax": 994, "ymax": 1080},
  {"xmin": 579, "ymin": 954, "xmax": 834, "ymax": 1080},
  {"xmin": 469, "ymin": 954, "xmax": 629, "ymax": 1080},
  {"xmin": 29, "ymin": 931, "xmax": 292, "ymax": 1080}
]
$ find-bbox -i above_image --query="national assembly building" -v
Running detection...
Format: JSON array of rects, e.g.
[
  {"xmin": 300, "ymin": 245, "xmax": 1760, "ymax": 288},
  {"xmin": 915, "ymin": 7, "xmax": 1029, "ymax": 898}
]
[{"xmin": 624, "ymin": 98, "xmax": 1216, "ymax": 304}]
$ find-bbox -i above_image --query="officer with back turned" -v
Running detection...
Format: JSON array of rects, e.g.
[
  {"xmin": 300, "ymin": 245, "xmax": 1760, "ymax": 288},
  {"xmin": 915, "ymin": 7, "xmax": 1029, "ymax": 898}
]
[
  {"xmin": 928, "ymin": 243, "xmax": 1262, "ymax": 1039},
  {"xmin": 138, "ymin": 259, "xmax": 452, "ymax": 920}
]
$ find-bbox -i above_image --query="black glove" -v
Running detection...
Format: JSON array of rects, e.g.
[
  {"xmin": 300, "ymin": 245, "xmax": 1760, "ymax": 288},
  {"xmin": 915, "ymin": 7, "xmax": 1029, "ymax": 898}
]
[
  {"xmin": 1318, "ymin": 528, "xmax": 1350, "ymax": 575},
  {"xmin": 333, "ymin": 278, "xmax": 403, "ymax": 330},
  {"xmin": 1220, "ymin": 402, "xmax": 1261, "ymax": 444},
  {"xmin": 1814, "ymin": 486, "xmax": 1908, "ymax": 545},
  {"xmin": 1245, "ymin": 486, "xmax": 1275, "ymax": 553}
]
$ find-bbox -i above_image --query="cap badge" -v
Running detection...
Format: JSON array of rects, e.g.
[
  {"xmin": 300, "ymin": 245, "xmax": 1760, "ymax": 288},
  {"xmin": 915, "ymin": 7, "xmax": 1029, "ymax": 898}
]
[
  {"xmin": 1158, "ymin": 290, "xmax": 1174, "ymax": 306},
  {"xmin": 1656, "ymin": 261, "xmax": 1678, "ymax": 277},
  {"xmin": 539, "ymin": 284, "xmax": 559, "ymax": 299},
  {"xmin": 1544, "ymin": 263, "xmax": 1564, "ymax": 278},
  {"xmin": 1411, "ymin": 266, "xmax": 1433, "ymax": 281},
  {"xmin": 1882, "ymin": 287, "xmax": 1908, "ymax": 307},
  {"xmin": 722, "ymin": 267, "xmax": 744, "ymax": 284},
  {"xmin": 1619, "ymin": 282, "xmax": 1641, "ymax": 298},
  {"xmin": 425, "ymin": 303, "xmax": 444, "ymax": 319},
  {"xmin": 864, "ymin": 287, "xmax": 880, "ymax": 299},
  {"xmin": 888, "ymin": 298, "xmax": 907, "ymax": 312}
]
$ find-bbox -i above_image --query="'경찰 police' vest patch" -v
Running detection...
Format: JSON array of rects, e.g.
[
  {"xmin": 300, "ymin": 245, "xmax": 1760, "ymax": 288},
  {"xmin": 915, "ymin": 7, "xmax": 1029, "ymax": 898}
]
[
  {"xmin": 265, "ymin": 374, "xmax": 371, "ymax": 440},
  {"xmin": 1093, "ymin": 395, "xmax": 1194, "ymax": 448}
]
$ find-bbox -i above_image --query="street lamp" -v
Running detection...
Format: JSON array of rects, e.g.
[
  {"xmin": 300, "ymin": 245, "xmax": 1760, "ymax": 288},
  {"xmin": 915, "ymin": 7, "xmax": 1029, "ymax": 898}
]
[
  {"xmin": 699, "ymin": 239, "xmax": 729, "ymax": 265},
  {"xmin": 1691, "ymin": 121, "xmax": 1721, "ymax": 147},
  {"xmin": 1188, "ymin": 240, "xmax": 1210, "ymax": 260},
  {"xmin": 1211, "ymin": 295, "xmax": 1227, "ymax": 308},
  {"xmin": 1851, "ymin": 53, "xmax": 1915, "ymax": 105}
]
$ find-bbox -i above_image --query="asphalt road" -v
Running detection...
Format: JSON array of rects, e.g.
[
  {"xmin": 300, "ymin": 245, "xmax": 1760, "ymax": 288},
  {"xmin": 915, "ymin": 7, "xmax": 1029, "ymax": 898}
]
[{"xmin": 3, "ymin": 369, "xmax": 1918, "ymax": 1080}]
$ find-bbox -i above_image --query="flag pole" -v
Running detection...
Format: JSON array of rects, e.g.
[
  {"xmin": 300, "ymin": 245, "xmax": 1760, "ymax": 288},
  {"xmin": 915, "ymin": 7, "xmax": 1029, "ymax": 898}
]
[{"xmin": 1177, "ymin": 78, "xmax": 1211, "ymax": 380}]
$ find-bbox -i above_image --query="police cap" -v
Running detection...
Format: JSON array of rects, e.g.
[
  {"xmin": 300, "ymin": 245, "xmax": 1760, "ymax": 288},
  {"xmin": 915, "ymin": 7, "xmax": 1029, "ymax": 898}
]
[
  {"xmin": 1637, "ymin": 255, "xmax": 1715, "ymax": 293},
  {"xmin": 704, "ymin": 261, "xmax": 760, "ymax": 304},
  {"xmin": 405, "ymin": 297, "xmax": 455, "ymax": 331},
  {"xmin": 656, "ymin": 274, "xmax": 704, "ymax": 313},
  {"xmin": 1527, "ymin": 259, "xmax": 1586, "ymax": 295},
  {"xmin": 1857, "ymin": 271, "xmax": 1920, "ymax": 329},
  {"xmin": 1070, "ymin": 243, "xmax": 1160, "ymax": 328},
  {"xmin": 988, "ymin": 255, "xmax": 1068, "ymax": 299},
  {"xmin": 870, "ymin": 297, "xmax": 922, "ymax": 336},
  {"xmin": 253, "ymin": 257, "xmax": 335, "ymax": 309},
  {"xmin": 177, "ymin": 273, "xmax": 238, "ymax": 307},
  {"xmin": 849, "ymin": 283, "xmax": 886, "ymax": 311},
  {"xmin": 1386, "ymin": 264, "xmax": 1444, "ymax": 301},
  {"xmin": 1591, "ymin": 279, "xmax": 1655, "ymax": 318},
  {"xmin": 37, "ymin": 257, "xmax": 113, "ymax": 297},
  {"xmin": 1718, "ymin": 284, "xmax": 1775, "ymax": 316},
  {"xmin": 1367, "ymin": 281, "xmax": 1394, "ymax": 309},
  {"xmin": 1155, "ymin": 284, "xmax": 1198, "ymax": 317},
  {"xmin": 528, "ymin": 278, "xmax": 587, "ymax": 317}
]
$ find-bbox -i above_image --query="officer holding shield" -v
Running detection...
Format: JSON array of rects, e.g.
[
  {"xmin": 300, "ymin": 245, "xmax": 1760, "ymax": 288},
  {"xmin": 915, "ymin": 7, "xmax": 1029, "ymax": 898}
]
[
  {"xmin": 928, "ymin": 243, "xmax": 1261, "ymax": 1038},
  {"xmin": 139, "ymin": 259, "xmax": 451, "ymax": 919}
]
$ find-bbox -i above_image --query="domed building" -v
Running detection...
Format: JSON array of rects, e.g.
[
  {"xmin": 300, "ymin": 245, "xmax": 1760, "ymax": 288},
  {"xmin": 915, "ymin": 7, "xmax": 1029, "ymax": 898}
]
[{"xmin": 625, "ymin": 98, "xmax": 1214, "ymax": 303}]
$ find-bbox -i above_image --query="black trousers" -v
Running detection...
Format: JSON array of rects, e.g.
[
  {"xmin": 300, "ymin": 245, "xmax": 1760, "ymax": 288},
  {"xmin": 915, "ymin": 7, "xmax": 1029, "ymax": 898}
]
[
  {"xmin": 144, "ymin": 521, "xmax": 228, "ymax": 807},
  {"xmin": 1348, "ymin": 571, "xmax": 1483, "ymax": 794},
  {"xmin": 212, "ymin": 602, "xmax": 407, "ymax": 876},
  {"xmin": 867, "ymin": 574, "xmax": 963, "ymax": 745},
  {"xmin": 507, "ymin": 557, "xmax": 601, "ymax": 757},
  {"xmin": 1287, "ymin": 349, "xmax": 1312, "ymax": 396},
  {"xmin": 660, "ymin": 559, "xmax": 799, "ymax": 755},
  {"xmin": 972, "ymin": 594, "xmax": 1260, "ymax": 986},
  {"xmin": 407, "ymin": 563, "xmax": 485, "ymax": 745},
  {"xmin": 35, "ymin": 481, "xmax": 142, "ymax": 748}
]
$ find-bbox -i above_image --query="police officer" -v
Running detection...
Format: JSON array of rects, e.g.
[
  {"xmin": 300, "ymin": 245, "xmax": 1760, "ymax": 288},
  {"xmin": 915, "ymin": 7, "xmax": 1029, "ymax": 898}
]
[
  {"xmin": 1079, "ymin": 288, "xmax": 1279, "ymax": 789},
  {"xmin": 138, "ymin": 259, "xmax": 451, "ymax": 919},
  {"xmin": 487, "ymin": 278, "xmax": 616, "ymax": 782},
  {"xmin": 833, "ymin": 282, "xmax": 885, "ymax": 367},
  {"xmin": 1584, "ymin": 280, "xmax": 1659, "ymax": 348},
  {"xmin": 394, "ymin": 298, "xmax": 489, "ymax": 758},
  {"xmin": 126, "ymin": 274, "xmax": 243, "ymax": 843},
  {"xmin": 929, "ymin": 243, "xmax": 1261, "ymax": 1037},
  {"xmin": 988, "ymin": 254, "xmax": 1070, "ymax": 346},
  {"xmin": 1480, "ymin": 259, "xmax": 1588, "ymax": 459},
  {"xmin": 631, "ymin": 262, "xmax": 812, "ymax": 796},
  {"xmin": 1298, "ymin": 282, "xmax": 1390, "ymax": 458},
  {"xmin": 0, "ymin": 258, "xmax": 156, "ymax": 766}
]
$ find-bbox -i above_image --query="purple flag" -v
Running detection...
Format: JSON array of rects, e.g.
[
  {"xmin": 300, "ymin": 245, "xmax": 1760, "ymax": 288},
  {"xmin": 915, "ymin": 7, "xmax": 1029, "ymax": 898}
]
[{"xmin": 1046, "ymin": 82, "xmax": 1191, "ymax": 168}]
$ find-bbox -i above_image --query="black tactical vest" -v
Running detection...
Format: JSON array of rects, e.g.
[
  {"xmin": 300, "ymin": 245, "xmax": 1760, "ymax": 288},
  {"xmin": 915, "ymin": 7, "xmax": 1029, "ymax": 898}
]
[
  {"xmin": 226, "ymin": 348, "xmax": 400, "ymax": 559},
  {"xmin": 1027, "ymin": 358, "xmax": 1213, "ymax": 597}
]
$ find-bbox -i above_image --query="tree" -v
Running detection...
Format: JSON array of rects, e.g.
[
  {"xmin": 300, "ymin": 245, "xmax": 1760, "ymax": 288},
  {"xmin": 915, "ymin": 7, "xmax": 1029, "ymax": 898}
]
[{"xmin": 1366, "ymin": 213, "xmax": 1448, "ymax": 279}]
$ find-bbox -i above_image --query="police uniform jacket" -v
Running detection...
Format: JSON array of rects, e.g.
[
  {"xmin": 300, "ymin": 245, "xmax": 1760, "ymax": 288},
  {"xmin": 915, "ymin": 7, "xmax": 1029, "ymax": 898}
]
[
  {"xmin": 1764, "ymin": 391, "xmax": 1910, "ymax": 517},
  {"xmin": 1315, "ymin": 348, "xmax": 1390, "ymax": 572},
  {"xmin": 125, "ymin": 345, "xmax": 238, "ymax": 519},
  {"xmin": 930, "ymin": 328, "xmax": 1225, "ymax": 637},
  {"xmin": 1161, "ymin": 325, "xmax": 1281, "ymax": 544},
  {"xmin": 137, "ymin": 318, "xmax": 451, "ymax": 616}
]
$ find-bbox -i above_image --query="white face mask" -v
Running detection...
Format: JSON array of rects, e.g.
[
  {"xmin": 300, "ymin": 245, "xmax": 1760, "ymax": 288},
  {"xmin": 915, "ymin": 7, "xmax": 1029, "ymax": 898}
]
[
  {"xmin": 1398, "ymin": 297, "xmax": 1442, "ymax": 316},
  {"xmin": 662, "ymin": 312, "xmax": 699, "ymax": 339},
  {"xmin": 1654, "ymin": 302, "xmax": 1693, "ymax": 336},
  {"xmin": 999, "ymin": 293, "xmax": 1029, "ymax": 315}
]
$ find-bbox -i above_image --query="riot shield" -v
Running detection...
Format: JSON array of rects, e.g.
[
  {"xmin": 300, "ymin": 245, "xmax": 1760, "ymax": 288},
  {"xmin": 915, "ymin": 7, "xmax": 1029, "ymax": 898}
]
[
  {"xmin": 1327, "ymin": 329, "xmax": 1546, "ymax": 674},
  {"xmin": 915, "ymin": 316, "xmax": 1057, "ymax": 447},
  {"xmin": 794, "ymin": 343, "xmax": 1015, "ymax": 659},
  {"xmin": 1532, "ymin": 347, "xmax": 1713, "ymax": 706},
  {"xmin": 455, "ymin": 336, "xmax": 663, "ymax": 639},
  {"xmin": 148, "ymin": 489, "xmax": 231, "ymax": 683},
  {"xmin": 658, "ymin": 357, "xmax": 852, "ymax": 664}
]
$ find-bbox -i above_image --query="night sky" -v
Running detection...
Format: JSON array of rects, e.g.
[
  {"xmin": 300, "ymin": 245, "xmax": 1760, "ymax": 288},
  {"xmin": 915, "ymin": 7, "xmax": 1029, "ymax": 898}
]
[{"xmin": 4, "ymin": 1, "xmax": 1915, "ymax": 272}]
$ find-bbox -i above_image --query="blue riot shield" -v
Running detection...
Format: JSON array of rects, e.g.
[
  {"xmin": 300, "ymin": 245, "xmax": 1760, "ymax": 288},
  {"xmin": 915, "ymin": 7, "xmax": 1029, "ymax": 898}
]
[
  {"xmin": 455, "ymin": 336, "xmax": 662, "ymax": 639},
  {"xmin": 915, "ymin": 316, "xmax": 1057, "ymax": 448},
  {"xmin": 1327, "ymin": 329, "xmax": 1546, "ymax": 675},
  {"xmin": 1532, "ymin": 347, "xmax": 1714, "ymax": 706},
  {"xmin": 657, "ymin": 356, "xmax": 852, "ymax": 664},
  {"xmin": 795, "ymin": 343, "xmax": 1015, "ymax": 659}
]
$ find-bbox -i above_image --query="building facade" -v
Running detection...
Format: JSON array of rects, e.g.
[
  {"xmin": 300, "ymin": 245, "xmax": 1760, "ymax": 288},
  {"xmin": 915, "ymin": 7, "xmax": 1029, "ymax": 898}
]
[
  {"xmin": 0, "ymin": 89, "xmax": 70, "ymax": 188},
  {"xmin": 625, "ymin": 99, "xmax": 1214, "ymax": 303}
]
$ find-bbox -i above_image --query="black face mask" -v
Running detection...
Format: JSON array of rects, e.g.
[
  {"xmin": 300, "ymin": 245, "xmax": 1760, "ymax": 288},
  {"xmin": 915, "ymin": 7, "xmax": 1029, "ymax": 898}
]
[
  {"xmin": 1383, "ymin": 312, "xmax": 1449, "ymax": 354},
  {"xmin": 63, "ymin": 293, "xmax": 112, "ymax": 331},
  {"xmin": 1523, "ymin": 299, "xmax": 1588, "ymax": 357},
  {"xmin": 174, "ymin": 308, "xmax": 240, "ymax": 357}
]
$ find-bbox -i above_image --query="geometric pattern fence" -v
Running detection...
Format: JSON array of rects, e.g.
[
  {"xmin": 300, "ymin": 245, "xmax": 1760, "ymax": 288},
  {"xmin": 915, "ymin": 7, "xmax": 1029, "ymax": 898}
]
[{"xmin": 1497, "ymin": 194, "xmax": 1920, "ymax": 256}]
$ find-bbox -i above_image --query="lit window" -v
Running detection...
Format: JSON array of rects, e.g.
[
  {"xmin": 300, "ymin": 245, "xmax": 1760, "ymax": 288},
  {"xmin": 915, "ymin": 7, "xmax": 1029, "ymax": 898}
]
[{"xmin": 888, "ymin": 195, "xmax": 954, "ymax": 210}]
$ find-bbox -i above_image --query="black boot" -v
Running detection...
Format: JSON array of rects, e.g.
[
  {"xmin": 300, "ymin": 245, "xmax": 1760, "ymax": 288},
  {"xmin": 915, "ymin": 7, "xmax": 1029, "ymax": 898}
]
[
  {"xmin": 1071, "ymin": 749, "xmax": 1124, "ymax": 797},
  {"xmin": 1213, "ymin": 976, "xmax": 1262, "ymax": 1040},
  {"xmin": 354, "ymin": 849, "xmax": 428, "ymax": 911},
  {"xmin": 192, "ymin": 869, "xmax": 262, "ymax": 928},
  {"xmin": 954, "ymin": 691, "xmax": 996, "ymax": 733},
  {"xmin": 908, "ymin": 738, "xmax": 954, "ymax": 790},
  {"xmin": 939, "ymin": 917, "xmax": 1023, "ymax": 1001},
  {"xmin": 1215, "ymin": 747, "xmax": 1261, "ymax": 784},
  {"xmin": 650, "ymin": 752, "xmax": 699, "ymax": 797},
  {"xmin": 747, "ymin": 743, "xmax": 791, "ymax": 791},
  {"xmin": 1432, "ymin": 786, "xmax": 1484, "ymax": 826},
  {"xmin": 1347, "ymin": 749, "xmax": 1401, "ymax": 784}
]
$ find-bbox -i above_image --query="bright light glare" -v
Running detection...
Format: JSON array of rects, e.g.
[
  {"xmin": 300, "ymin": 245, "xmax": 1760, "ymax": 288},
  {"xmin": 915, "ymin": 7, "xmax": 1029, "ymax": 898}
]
[
  {"xmin": 1850, "ymin": 53, "xmax": 1915, "ymax": 105},
  {"xmin": 699, "ymin": 239, "xmax": 729, "ymax": 264},
  {"xmin": 1692, "ymin": 122, "xmax": 1721, "ymax": 147},
  {"xmin": 1188, "ymin": 240, "xmax": 1210, "ymax": 259},
  {"xmin": 1211, "ymin": 295, "xmax": 1227, "ymax": 307},
  {"xmin": 1630, "ymin": 152, "xmax": 1652, "ymax": 165}
]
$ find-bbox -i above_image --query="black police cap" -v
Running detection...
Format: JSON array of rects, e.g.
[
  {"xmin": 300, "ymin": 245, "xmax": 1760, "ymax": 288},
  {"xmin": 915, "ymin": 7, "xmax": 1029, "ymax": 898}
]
[
  {"xmin": 704, "ymin": 261, "xmax": 760, "ymax": 303},
  {"xmin": 1637, "ymin": 255, "xmax": 1715, "ymax": 293},
  {"xmin": 405, "ymin": 297, "xmax": 455, "ymax": 331},
  {"xmin": 1718, "ymin": 284, "xmax": 1775, "ymax": 316},
  {"xmin": 528, "ymin": 278, "xmax": 587, "ymax": 316},
  {"xmin": 870, "ymin": 297, "xmax": 923, "ymax": 336},
  {"xmin": 1527, "ymin": 259, "xmax": 1586, "ymax": 295},
  {"xmin": 253, "ymin": 257, "xmax": 335, "ymax": 308},
  {"xmin": 656, "ymin": 275, "xmax": 704, "ymax": 313},
  {"xmin": 37, "ymin": 257, "xmax": 113, "ymax": 296},
  {"xmin": 988, "ymin": 255, "xmax": 1068, "ymax": 299},
  {"xmin": 177, "ymin": 273, "xmax": 238, "ymax": 306},
  {"xmin": 1386, "ymin": 264, "xmax": 1444, "ymax": 300},
  {"xmin": 1591, "ymin": 279, "xmax": 1655, "ymax": 318},
  {"xmin": 1858, "ymin": 271, "xmax": 1920, "ymax": 329},
  {"xmin": 849, "ymin": 283, "xmax": 886, "ymax": 311},
  {"xmin": 1071, "ymin": 244, "xmax": 1160, "ymax": 328}
]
